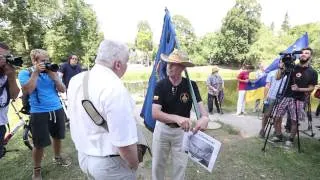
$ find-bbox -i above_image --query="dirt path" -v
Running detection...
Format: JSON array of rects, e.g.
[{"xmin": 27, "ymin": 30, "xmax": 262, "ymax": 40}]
[{"xmin": 135, "ymin": 104, "xmax": 320, "ymax": 139}]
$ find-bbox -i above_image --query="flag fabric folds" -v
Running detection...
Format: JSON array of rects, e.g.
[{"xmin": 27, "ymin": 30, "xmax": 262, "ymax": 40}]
[
  {"xmin": 245, "ymin": 32, "xmax": 309, "ymax": 102},
  {"xmin": 140, "ymin": 9, "xmax": 176, "ymax": 132}
]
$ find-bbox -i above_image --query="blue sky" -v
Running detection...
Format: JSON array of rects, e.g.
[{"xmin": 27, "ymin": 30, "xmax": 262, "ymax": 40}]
[{"xmin": 85, "ymin": 0, "xmax": 320, "ymax": 43}]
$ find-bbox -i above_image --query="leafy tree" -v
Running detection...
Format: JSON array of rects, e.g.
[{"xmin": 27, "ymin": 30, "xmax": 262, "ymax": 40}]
[
  {"xmin": 281, "ymin": 12, "xmax": 290, "ymax": 32},
  {"xmin": 270, "ymin": 22, "xmax": 275, "ymax": 32},
  {"xmin": 44, "ymin": 0, "xmax": 103, "ymax": 67},
  {"xmin": 135, "ymin": 20, "xmax": 153, "ymax": 66},
  {"xmin": 0, "ymin": 0, "xmax": 56, "ymax": 64},
  {"xmin": 0, "ymin": 0, "xmax": 102, "ymax": 67},
  {"xmin": 197, "ymin": 32, "xmax": 219, "ymax": 64},
  {"xmin": 247, "ymin": 25, "xmax": 279, "ymax": 65},
  {"xmin": 172, "ymin": 15, "xmax": 196, "ymax": 55},
  {"xmin": 216, "ymin": 0, "xmax": 262, "ymax": 65},
  {"xmin": 287, "ymin": 23, "xmax": 320, "ymax": 72}
]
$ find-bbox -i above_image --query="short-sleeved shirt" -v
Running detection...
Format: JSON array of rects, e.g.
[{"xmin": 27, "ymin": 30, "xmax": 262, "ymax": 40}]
[
  {"xmin": 59, "ymin": 63, "xmax": 82, "ymax": 88},
  {"xmin": 284, "ymin": 65, "xmax": 318, "ymax": 101},
  {"xmin": 206, "ymin": 74, "xmax": 223, "ymax": 95},
  {"xmin": 18, "ymin": 69, "xmax": 62, "ymax": 113},
  {"xmin": 153, "ymin": 77, "xmax": 202, "ymax": 118},
  {"xmin": 256, "ymin": 70, "xmax": 265, "ymax": 79},
  {"xmin": 0, "ymin": 75, "xmax": 9, "ymax": 126},
  {"xmin": 266, "ymin": 70, "xmax": 287, "ymax": 99},
  {"xmin": 237, "ymin": 71, "xmax": 249, "ymax": 90},
  {"xmin": 67, "ymin": 64, "xmax": 138, "ymax": 156}
]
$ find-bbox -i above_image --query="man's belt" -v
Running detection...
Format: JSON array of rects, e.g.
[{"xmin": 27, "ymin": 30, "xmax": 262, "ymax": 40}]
[
  {"xmin": 165, "ymin": 123, "xmax": 180, "ymax": 128},
  {"xmin": 105, "ymin": 154, "xmax": 120, "ymax": 158}
]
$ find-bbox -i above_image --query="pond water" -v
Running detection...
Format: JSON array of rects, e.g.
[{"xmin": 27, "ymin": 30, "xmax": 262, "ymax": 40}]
[
  {"xmin": 124, "ymin": 79, "xmax": 319, "ymax": 112},
  {"xmin": 124, "ymin": 80, "xmax": 239, "ymax": 109}
]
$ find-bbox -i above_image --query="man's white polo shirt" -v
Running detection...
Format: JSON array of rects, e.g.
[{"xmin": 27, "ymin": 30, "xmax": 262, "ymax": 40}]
[{"xmin": 67, "ymin": 64, "xmax": 138, "ymax": 156}]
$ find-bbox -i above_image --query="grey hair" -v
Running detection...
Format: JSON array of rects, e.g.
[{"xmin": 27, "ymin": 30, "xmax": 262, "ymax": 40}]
[{"xmin": 95, "ymin": 40, "xmax": 129, "ymax": 67}]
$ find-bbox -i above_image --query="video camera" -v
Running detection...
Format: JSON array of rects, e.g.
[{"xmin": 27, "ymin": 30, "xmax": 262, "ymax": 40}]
[
  {"xmin": 279, "ymin": 51, "xmax": 302, "ymax": 71},
  {"xmin": 5, "ymin": 55, "xmax": 23, "ymax": 67},
  {"xmin": 44, "ymin": 63, "xmax": 59, "ymax": 72}
]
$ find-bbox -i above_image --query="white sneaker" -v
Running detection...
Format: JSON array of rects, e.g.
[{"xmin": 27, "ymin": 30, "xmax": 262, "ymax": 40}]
[
  {"xmin": 270, "ymin": 135, "xmax": 284, "ymax": 143},
  {"xmin": 285, "ymin": 140, "xmax": 293, "ymax": 148}
]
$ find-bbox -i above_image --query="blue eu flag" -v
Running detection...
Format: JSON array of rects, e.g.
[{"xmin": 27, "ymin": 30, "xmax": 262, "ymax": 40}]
[
  {"xmin": 246, "ymin": 32, "xmax": 309, "ymax": 90},
  {"xmin": 140, "ymin": 9, "xmax": 177, "ymax": 132}
]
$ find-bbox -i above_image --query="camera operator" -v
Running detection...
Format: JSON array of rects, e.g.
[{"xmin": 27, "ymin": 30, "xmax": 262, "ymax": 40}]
[
  {"xmin": 18, "ymin": 49, "xmax": 70, "ymax": 180},
  {"xmin": 0, "ymin": 42, "xmax": 20, "ymax": 158},
  {"xmin": 273, "ymin": 47, "xmax": 318, "ymax": 147},
  {"xmin": 259, "ymin": 61, "xmax": 287, "ymax": 138}
]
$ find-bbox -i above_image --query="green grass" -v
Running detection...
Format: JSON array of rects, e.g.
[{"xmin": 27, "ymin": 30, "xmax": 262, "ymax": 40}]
[
  {"xmin": 122, "ymin": 65, "xmax": 239, "ymax": 82},
  {"xmin": 1, "ymin": 101, "xmax": 83, "ymax": 180},
  {"xmin": 218, "ymin": 121, "xmax": 240, "ymax": 135},
  {"xmin": 2, "ymin": 67, "xmax": 320, "ymax": 179},
  {"xmin": 2, "ymin": 120, "xmax": 320, "ymax": 180},
  {"xmin": 124, "ymin": 71, "xmax": 320, "ymax": 113},
  {"xmin": 185, "ymin": 130, "xmax": 320, "ymax": 180}
]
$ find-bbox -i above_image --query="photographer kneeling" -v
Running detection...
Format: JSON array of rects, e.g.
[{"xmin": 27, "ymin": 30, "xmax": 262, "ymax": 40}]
[
  {"xmin": 18, "ymin": 49, "xmax": 70, "ymax": 180},
  {"xmin": 273, "ymin": 47, "xmax": 318, "ymax": 148}
]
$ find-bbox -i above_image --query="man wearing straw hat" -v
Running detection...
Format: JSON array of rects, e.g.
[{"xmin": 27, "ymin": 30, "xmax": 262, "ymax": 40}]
[
  {"xmin": 152, "ymin": 49, "xmax": 209, "ymax": 180},
  {"xmin": 207, "ymin": 65, "xmax": 224, "ymax": 114}
]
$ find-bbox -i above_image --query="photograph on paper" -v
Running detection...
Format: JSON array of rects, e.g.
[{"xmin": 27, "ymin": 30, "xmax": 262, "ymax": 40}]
[{"xmin": 182, "ymin": 131, "xmax": 221, "ymax": 172}]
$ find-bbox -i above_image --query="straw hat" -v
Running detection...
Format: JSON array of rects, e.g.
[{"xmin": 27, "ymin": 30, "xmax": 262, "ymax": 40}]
[
  {"xmin": 160, "ymin": 49, "xmax": 195, "ymax": 67},
  {"xmin": 212, "ymin": 65, "xmax": 219, "ymax": 73}
]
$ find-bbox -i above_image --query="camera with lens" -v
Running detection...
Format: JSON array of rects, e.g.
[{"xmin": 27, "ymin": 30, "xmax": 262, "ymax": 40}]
[
  {"xmin": 5, "ymin": 55, "xmax": 23, "ymax": 67},
  {"xmin": 44, "ymin": 63, "xmax": 59, "ymax": 72},
  {"xmin": 279, "ymin": 50, "xmax": 302, "ymax": 72}
]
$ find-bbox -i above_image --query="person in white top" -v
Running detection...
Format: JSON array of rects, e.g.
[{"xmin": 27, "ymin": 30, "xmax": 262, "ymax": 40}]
[
  {"xmin": 67, "ymin": 40, "xmax": 139, "ymax": 180},
  {"xmin": 0, "ymin": 42, "xmax": 20, "ymax": 159}
]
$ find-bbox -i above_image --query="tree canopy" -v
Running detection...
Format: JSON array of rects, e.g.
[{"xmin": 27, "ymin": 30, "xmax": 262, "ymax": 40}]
[
  {"xmin": 0, "ymin": 0, "xmax": 103, "ymax": 67},
  {"xmin": 135, "ymin": 20, "xmax": 153, "ymax": 66}
]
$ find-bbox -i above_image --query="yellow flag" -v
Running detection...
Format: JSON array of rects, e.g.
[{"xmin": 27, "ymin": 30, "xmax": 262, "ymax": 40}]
[{"xmin": 246, "ymin": 87, "xmax": 265, "ymax": 102}]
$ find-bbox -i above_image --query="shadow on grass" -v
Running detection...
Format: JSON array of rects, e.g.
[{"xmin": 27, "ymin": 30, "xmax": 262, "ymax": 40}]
[{"xmin": 1, "ymin": 125, "xmax": 320, "ymax": 180}]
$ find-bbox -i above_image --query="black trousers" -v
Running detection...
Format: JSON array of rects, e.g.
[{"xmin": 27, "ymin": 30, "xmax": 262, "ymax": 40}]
[
  {"xmin": 208, "ymin": 94, "xmax": 221, "ymax": 113},
  {"xmin": 316, "ymin": 102, "xmax": 320, "ymax": 116},
  {"xmin": 0, "ymin": 125, "xmax": 6, "ymax": 158}
]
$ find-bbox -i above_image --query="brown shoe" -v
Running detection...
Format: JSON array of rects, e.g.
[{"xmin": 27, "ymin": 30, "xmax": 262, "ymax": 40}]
[{"xmin": 32, "ymin": 167, "xmax": 42, "ymax": 180}]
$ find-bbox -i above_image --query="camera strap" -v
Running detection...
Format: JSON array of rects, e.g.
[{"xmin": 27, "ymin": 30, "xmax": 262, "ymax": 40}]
[
  {"xmin": 0, "ymin": 76, "xmax": 10, "ymax": 108},
  {"xmin": 27, "ymin": 68, "xmax": 40, "ymax": 103},
  {"xmin": 82, "ymin": 71, "xmax": 109, "ymax": 131},
  {"xmin": 82, "ymin": 71, "xmax": 152, "ymax": 160}
]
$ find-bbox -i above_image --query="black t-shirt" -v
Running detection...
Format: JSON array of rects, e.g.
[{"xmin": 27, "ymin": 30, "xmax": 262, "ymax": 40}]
[
  {"xmin": 59, "ymin": 63, "xmax": 82, "ymax": 88},
  {"xmin": 284, "ymin": 65, "xmax": 318, "ymax": 101},
  {"xmin": 153, "ymin": 77, "xmax": 202, "ymax": 118}
]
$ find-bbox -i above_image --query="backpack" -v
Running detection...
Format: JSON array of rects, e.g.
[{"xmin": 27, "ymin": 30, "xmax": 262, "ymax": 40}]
[{"xmin": 20, "ymin": 68, "xmax": 34, "ymax": 115}]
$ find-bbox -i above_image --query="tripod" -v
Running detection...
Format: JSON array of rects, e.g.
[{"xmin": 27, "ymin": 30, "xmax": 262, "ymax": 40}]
[
  {"xmin": 261, "ymin": 67, "xmax": 302, "ymax": 153},
  {"xmin": 300, "ymin": 96, "xmax": 315, "ymax": 137}
]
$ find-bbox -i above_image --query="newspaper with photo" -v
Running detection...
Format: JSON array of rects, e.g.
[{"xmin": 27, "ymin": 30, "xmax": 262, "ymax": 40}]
[{"xmin": 182, "ymin": 131, "xmax": 221, "ymax": 173}]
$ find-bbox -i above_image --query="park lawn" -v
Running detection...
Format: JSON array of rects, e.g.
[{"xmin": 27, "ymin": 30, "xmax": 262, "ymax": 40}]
[
  {"xmin": 2, "ymin": 69, "xmax": 319, "ymax": 179},
  {"xmin": 1, "ymin": 117, "xmax": 320, "ymax": 180}
]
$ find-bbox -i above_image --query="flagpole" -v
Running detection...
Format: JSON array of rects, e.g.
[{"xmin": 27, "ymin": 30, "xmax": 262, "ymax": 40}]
[
  {"xmin": 184, "ymin": 69, "xmax": 201, "ymax": 119},
  {"xmin": 175, "ymin": 37, "xmax": 200, "ymax": 120}
]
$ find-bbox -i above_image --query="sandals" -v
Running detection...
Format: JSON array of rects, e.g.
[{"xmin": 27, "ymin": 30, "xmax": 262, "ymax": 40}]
[{"xmin": 32, "ymin": 167, "xmax": 42, "ymax": 180}]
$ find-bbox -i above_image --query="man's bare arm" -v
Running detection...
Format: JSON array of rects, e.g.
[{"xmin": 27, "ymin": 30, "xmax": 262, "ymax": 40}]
[
  {"xmin": 22, "ymin": 71, "xmax": 40, "ymax": 95},
  {"xmin": 152, "ymin": 104, "xmax": 192, "ymax": 131},
  {"xmin": 118, "ymin": 144, "xmax": 139, "ymax": 170}
]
